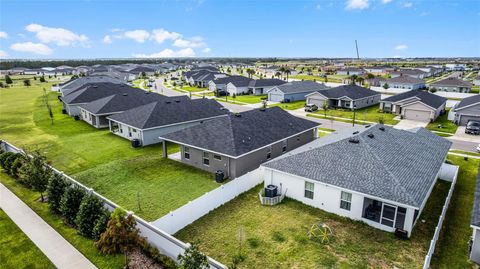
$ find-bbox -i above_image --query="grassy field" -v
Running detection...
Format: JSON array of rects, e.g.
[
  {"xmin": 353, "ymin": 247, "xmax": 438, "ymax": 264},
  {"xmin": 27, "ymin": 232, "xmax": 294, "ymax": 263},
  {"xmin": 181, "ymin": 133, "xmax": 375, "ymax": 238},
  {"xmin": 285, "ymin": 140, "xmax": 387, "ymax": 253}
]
[
  {"xmin": 181, "ymin": 85, "xmax": 207, "ymax": 92},
  {"xmin": 431, "ymin": 156, "xmax": 480, "ymax": 268},
  {"xmin": 312, "ymin": 106, "xmax": 400, "ymax": 125},
  {"xmin": 0, "ymin": 78, "xmax": 222, "ymax": 220},
  {"xmin": 0, "ymin": 173, "xmax": 124, "ymax": 268},
  {"xmin": 231, "ymin": 94, "xmax": 266, "ymax": 104},
  {"xmin": 176, "ymin": 180, "xmax": 450, "ymax": 269},
  {"xmin": 426, "ymin": 112, "xmax": 458, "ymax": 134},
  {"xmin": 0, "ymin": 208, "xmax": 56, "ymax": 269},
  {"xmin": 270, "ymin": 100, "xmax": 306, "ymax": 110}
]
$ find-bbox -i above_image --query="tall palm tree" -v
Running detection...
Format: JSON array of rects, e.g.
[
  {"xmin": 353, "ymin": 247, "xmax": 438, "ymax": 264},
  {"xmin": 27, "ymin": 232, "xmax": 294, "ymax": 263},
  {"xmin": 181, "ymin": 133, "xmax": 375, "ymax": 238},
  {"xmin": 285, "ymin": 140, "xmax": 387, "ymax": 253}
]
[
  {"xmin": 356, "ymin": 77, "xmax": 365, "ymax": 85},
  {"xmin": 246, "ymin": 68, "xmax": 255, "ymax": 78},
  {"xmin": 284, "ymin": 69, "xmax": 291, "ymax": 81},
  {"xmin": 350, "ymin": 74, "xmax": 358, "ymax": 85},
  {"xmin": 275, "ymin": 71, "xmax": 282, "ymax": 78},
  {"xmin": 278, "ymin": 67, "xmax": 287, "ymax": 79}
]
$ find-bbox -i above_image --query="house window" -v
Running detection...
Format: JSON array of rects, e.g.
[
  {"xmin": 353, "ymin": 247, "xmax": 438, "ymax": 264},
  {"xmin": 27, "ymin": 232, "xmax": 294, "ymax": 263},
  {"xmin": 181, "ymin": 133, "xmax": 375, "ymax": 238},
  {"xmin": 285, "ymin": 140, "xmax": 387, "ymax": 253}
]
[
  {"xmin": 304, "ymin": 181, "xmax": 314, "ymax": 199},
  {"xmin": 202, "ymin": 152, "xmax": 210, "ymax": 166},
  {"xmin": 381, "ymin": 204, "xmax": 396, "ymax": 227},
  {"xmin": 266, "ymin": 146, "xmax": 272, "ymax": 160},
  {"xmin": 340, "ymin": 191, "xmax": 352, "ymax": 211},
  {"xmin": 119, "ymin": 124, "xmax": 123, "ymax": 133},
  {"xmin": 214, "ymin": 154, "xmax": 222, "ymax": 161},
  {"xmin": 184, "ymin": 147, "xmax": 190, "ymax": 160},
  {"xmin": 282, "ymin": 140, "xmax": 287, "ymax": 153}
]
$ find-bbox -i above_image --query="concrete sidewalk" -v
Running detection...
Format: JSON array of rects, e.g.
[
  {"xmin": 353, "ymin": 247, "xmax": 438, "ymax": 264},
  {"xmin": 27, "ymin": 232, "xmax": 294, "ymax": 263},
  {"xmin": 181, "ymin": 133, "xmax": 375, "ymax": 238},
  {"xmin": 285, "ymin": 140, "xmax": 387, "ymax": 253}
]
[{"xmin": 0, "ymin": 183, "xmax": 97, "ymax": 269}]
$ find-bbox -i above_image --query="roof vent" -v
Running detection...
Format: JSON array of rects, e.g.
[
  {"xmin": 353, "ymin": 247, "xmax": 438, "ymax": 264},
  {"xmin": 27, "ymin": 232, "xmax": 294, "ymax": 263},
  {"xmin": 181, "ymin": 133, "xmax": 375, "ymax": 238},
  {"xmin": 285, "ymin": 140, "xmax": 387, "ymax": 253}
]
[
  {"xmin": 234, "ymin": 113, "xmax": 241, "ymax": 117},
  {"xmin": 93, "ymin": 85, "xmax": 98, "ymax": 88},
  {"xmin": 379, "ymin": 127, "xmax": 385, "ymax": 131},
  {"xmin": 348, "ymin": 138, "xmax": 360, "ymax": 144},
  {"xmin": 353, "ymin": 131, "xmax": 359, "ymax": 134},
  {"xmin": 367, "ymin": 134, "xmax": 374, "ymax": 139},
  {"xmin": 145, "ymin": 91, "xmax": 150, "ymax": 94},
  {"xmin": 175, "ymin": 100, "xmax": 180, "ymax": 103},
  {"xmin": 122, "ymin": 93, "xmax": 128, "ymax": 96},
  {"xmin": 365, "ymin": 124, "xmax": 371, "ymax": 128},
  {"xmin": 166, "ymin": 101, "xmax": 172, "ymax": 104}
]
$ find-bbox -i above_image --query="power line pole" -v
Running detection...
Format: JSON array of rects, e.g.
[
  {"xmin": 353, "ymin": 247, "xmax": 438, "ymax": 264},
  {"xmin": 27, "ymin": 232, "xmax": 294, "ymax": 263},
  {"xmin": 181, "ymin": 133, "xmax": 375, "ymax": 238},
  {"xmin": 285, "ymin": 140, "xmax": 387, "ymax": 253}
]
[{"xmin": 355, "ymin": 40, "xmax": 360, "ymax": 60}]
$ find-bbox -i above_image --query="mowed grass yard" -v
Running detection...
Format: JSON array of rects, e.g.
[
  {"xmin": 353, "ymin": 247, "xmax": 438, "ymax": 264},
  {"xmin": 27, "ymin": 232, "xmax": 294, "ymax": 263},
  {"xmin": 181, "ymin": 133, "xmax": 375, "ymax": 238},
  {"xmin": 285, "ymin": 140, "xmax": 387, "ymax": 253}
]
[
  {"xmin": 231, "ymin": 94, "xmax": 266, "ymax": 104},
  {"xmin": 0, "ymin": 79, "xmax": 222, "ymax": 220},
  {"xmin": 312, "ymin": 106, "xmax": 400, "ymax": 125},
  {"xmin": 270, "ymin": 100, "xmax": 306, "ymax": 110},
  {"xmin": 426, "ymin": 111, "xmax": 458, "ymax": 134},
  {"xmin": 176, "ymin": 157, "xmax": 478, "ymax": 268},
  {"xmin": 0, "ymin": 208, "xmax": 56, "ymax": 269}
]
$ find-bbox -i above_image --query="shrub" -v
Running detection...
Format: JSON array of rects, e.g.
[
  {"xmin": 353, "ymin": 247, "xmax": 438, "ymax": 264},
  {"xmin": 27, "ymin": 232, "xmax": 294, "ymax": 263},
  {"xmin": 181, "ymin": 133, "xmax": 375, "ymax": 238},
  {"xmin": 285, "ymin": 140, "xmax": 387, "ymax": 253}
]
[
  {"xmin": 0, "ymin": 151, "xmax": 14, "ymax": 168},
  {"xmin": 141, "ymin": 240, "xmax": 177, "ymax": 269},
  {"xmin": 5, "ymin": 75, "xmax": 13, "ymax": 84},
  {"xmin": 271, "ymin": 231, "xmax": 286, "ymax": 242},
  {"xmin": 9, "ymin": 154, "xmax": 25, "ymax": 178},
  {"xmin": 177, "ymin": 243, "xmax": 208, "ymax": 269},
  {"xmin": 47, "ymin": 173, "xmax": 70, "ymax": 214},
  {"xmin": 92, "ymin": 209, "xmax": 110, "ymax": 240},
  {"xmin": 75, "ymin": 193, "xmax": 105, "ymax": 238},
  {"xmin": 247, "ymin": 238, "xmax": 260, "ymax": 248},
  {"xmin": 39, "ymin": 76, "xmax": 46, "ymax": 83},
  {"xmin": 60, "ymin": 186, "xmax": 85, "ymax": 226},
  {"xmin": 21, "ymin": 151, "xmax": 52, "ymax": 201}
]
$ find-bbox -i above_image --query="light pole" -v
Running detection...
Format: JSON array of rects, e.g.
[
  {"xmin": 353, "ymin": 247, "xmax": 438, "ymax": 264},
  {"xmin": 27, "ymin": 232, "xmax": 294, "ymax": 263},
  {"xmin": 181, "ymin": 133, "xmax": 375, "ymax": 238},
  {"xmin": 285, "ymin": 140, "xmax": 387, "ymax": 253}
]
[{"xmin": 352, "ymin": 104, "xmax": 357, "ymax": 127}]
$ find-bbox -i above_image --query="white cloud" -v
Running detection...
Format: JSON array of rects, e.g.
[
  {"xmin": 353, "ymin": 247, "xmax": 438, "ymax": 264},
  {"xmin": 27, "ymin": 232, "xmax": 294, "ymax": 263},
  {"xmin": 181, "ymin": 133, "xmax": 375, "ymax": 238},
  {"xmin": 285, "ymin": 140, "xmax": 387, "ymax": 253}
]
[
  {"xmin": 394, "ymin": 44, "xmax": 408, "ymax": 51},
  {"xmin": 151, "ymin": 28, "xmax": 181, "ymax": 44},
  {"xmin": 403, "ymin": 2, "xmax": 412, "ymax": 8},
  {"xmin": 0, "ymin": 31, "xmax": 8, "ymax": 39},
  {"xmin": 133, "ymin": 48, "xmax": 195, "ymax": 58},
  {"xmin": 25, "ymin": 24, "xmax": 89, "ymax": 47},
  {"xmin": 0, "ymin": 50, "xmax": 7, "ymax": 58},
  {"xmin": 202, "ymin": 47, "xmax": 211, "ymax": 53},
  {"xmin": 10, "ymin": 42, "xmax": 53, "ymax": 55},
  {"xmin": 124, "ymin": 30, "xmax": 150, "ymax": 43},
  {"xmin": 345, "ymin": 0, "xmax": 369, "ymax": 10},
  {"xmin": 103, "ymin": 35, "xmax": 112, "ymax": 44},
  {"xmin": 173, "ymin": 36, "xmax": 206, "ymax": 48},
  {"xmin": 381, "ymin": 0, "xmax": 392, "ymax": 3}
]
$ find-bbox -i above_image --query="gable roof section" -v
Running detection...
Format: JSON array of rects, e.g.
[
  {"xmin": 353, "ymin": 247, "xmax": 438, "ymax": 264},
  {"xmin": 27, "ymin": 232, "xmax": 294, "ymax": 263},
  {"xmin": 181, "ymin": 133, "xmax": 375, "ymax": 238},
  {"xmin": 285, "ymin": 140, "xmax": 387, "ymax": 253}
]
[
  {"xmin": 63, "ymin": 82, "xmax": 131, "ymax": 104},
  {"xmin": 271, "ymin": 81, "xmax": 329, "ymax": 94},
  {"xmin": 455, "ymin": 95, "xmax": 480, "ymax": 111},
  {"xmin": 61, "ymin": 75, "xmax": 125, "ymax": 95},
  {"xmin": 107, "ymin": 98, "xmax": 228, "ymax": 129},
  {"xmin": 160, "ymin": 107, "xmax": 319, "ymax": 157},
  {"xmin": 430, "ymin": 77, "xmax": 473, "ymax": 87},
  {"xmin": 262, "ymin": 125, "xmax": 451, "ymax": 208},
  {"xmin": 386, "ymin": 76, "xmax": 425, "ymax": 85},
  {"xmin": 248, "ymin": 79, "xmax": 287, "ymax": 88},
  {"xmin": 382, "ymin": 90, "xmax": 447, "ymax": 109},
  {"xmin": 319, "ymin": 84, "xmax": 379, "ymax": 100},
  {"xmin": 212, "ymin": 76, "xmax": 252, "ymax": 86}
]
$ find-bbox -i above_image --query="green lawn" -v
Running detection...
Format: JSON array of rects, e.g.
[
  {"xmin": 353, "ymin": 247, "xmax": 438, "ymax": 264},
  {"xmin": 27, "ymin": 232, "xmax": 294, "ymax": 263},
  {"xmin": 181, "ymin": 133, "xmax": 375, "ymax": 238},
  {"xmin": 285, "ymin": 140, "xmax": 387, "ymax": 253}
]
[
  {"xmin": 311, "ymin": 106, "xmax": 400, "ymax": 125},
  {"xmin": 449, "ymin": 150, "xmax": 480, "ymax": 157},
  {"xmin": 426, "ymin": 111, "xmax": 458, "ymax": 134},
  {"xmin": 290, "ymin": 74, "xmax": 325, "ymax": 82},
  {"xmin": 231, "ymin": 94, "xmax": 266, "ymax": 104},
  {"xmin": 0, "ymin": 208, "xmax": 56, "ymax": 269},
  {"xmin": 0, "ymin": 173, "xmax": 124, "ymax": 269},
  {"xmin": 269, "ymin": 100, "xmax": 306, "ymax": 110},
  {"xmin": 181, "ymin": 85, "xmax": 207, "ymax": 92},
  {"xmin": 0, "ymin": 80, "xmax": 222, "ymax": 221},
  {"xmin": 175, "ymin": 180, "xmax": 450, "ymax": 268},
  {"xmin": 307, "ymin": 113, "xmax": 368, "ymax": 125},
  {"xmin": 431, "ymin": 156, "xmax": 480, "ymax": 268}
]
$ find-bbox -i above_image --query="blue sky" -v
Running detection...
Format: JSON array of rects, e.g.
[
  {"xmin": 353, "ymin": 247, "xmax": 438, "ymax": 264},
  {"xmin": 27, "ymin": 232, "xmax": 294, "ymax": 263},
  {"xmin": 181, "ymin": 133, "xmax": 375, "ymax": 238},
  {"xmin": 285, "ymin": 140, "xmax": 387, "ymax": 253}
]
[{"xmin": 0, "ymin": 0, "xmax": 479, "ymax": 59}]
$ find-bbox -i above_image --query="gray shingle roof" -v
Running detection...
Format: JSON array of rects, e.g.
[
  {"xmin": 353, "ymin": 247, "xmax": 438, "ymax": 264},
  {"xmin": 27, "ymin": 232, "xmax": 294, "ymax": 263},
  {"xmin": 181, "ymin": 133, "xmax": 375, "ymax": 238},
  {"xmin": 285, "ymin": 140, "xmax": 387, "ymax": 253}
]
[
  {"xmin": 107, "ymin": 98, "xmax": 228, "ymax": 129},
  {"xmin": 273, "ymin": 81, "xmax": 330, "ymax": 94},
  {"xmin": 392, "ymin": 69, "xmax": 426, "ymax": 76},
  {"xmin": 319, "ymin": 84, "xmax": 380, "ymax": 100},
  {"xmin": 430, "ymin": 77, "xmax": 473, "ymax": 87},
  {"xmin": 472, "ymin": 165, "xmax": 480, "ymax": 227},
  {"xmin": 386, "ymin": 76, "xmax": 425, "ymax": 85},
  {"xmin": 248, "ymin": 79, "xmax": 287, "ymax": 88},
  {"xmin": 382, "ymin": 90, "xmax": 447, "ymax": 109},
  {"xmin": 61, "ymin": 75, "xmax": 125, "ymax": 95},
  {"xmin": 212, "ymin": 76, "xmax": 253, "ymax": 86},
  {"xmin": 455, "ymin": 95, "xmax": 480, "ymax": 110},
  {"xmin": 62, "ymin": 82, "xmax": 132, "ymax": 104},
  {"xmin": 160, "ymin": 107, "xmax": 319, "ymax": 157},
  {"xmin": 262, "ymin": 125, "xmax": 451, "ymax": 208}
]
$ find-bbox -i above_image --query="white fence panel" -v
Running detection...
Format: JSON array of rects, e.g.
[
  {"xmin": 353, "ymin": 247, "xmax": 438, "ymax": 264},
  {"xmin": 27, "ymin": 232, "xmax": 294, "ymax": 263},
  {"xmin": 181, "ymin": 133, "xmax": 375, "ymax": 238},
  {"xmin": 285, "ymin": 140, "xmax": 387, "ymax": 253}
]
[
  {"xmin": 422, "ymin": 164, "xmax": 459, "ymax": 269},
  {"xmin": 153, "ymin": 168, "xmax": 264, "ymax": 234},
  {"xmin": 0, "ymin": 140, "xmax": 226, "ymax": 269}
]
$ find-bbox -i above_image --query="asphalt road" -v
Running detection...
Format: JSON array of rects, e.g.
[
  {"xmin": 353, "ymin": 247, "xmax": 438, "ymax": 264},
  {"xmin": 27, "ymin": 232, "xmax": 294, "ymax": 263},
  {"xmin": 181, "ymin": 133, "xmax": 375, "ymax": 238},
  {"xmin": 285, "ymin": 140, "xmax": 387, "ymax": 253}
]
[{"xmin": 448, "ymin": 138, "xmax": 478, "ymax": 152}]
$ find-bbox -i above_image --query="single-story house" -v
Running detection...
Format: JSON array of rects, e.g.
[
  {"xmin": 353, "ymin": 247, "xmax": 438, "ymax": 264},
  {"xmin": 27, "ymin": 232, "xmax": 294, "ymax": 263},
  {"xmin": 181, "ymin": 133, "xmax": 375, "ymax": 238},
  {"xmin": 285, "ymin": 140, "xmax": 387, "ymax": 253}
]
[
  {"xmin": 380, "ymin": 75, "xmax": 426, "ymax": 90},
  {"xmin": 107, "ymin": 98, "xmax": 228, "ymax": 146},
  {"xmin": 208, "ymin": 76, "xmax": 253, "ymax": 93},
  {"xmin": 445, "ymin": 63, "xmax": 466, "ymax": 71},
  {"xmin": 336, "ymin": 67, "xmax": 365, "ymax": 76},
  {"xmin": 128, "ymin": 66, "xmax": 157, "ymax": 77},
  {"xmin": 61, "ymin": 82, "xmax": 133, "ymax": 116},
  {"xmin": 390, "ymin": 69, "xmax": 428, "ymax": 79},
  {"xmin": 248, "ymin": 79, "xmax": 287, "ymax": 96},
  {"xmin": 159, "ymin": 107, "xmax": 319, "ymax": 179},
  {"xmin": 225, "ymin": 77, "xmax": 255, "ymax": 95},
  {"xmin": 429, "ymin": 77, "xmax": 473, "ymax": 93},
  {"xmin": 184, "ymin": 69, "xmax": 227, "ymax": 87},
  {"xmin": 470, "ymin": 170, "xmax": 480, "ymax": 264},
  {"xmin": 261, "ymin": 125, "xmax": 452, "ymax": 237},
  {"xmin": 473, "ymin": 75, "xmax": 480, "ymax": 86},
  {"xmin": 267, "ymin": 81, "xmax": 329, "ymax": 102},
  {"xmin": 363, "ymin": 66, "xmax": 395, "ymax": 75},
  {"xmin": 379, "ymin": 90, "xmax": 447, "ymax": 122},
  {"xmin": 305, "ymin": 84, "xmax": 381, "ymax": 109},
  {"xmin": 60, "ymin": 75, "xmax": 125, "ymax": 96},
  {"xmin": 448, "ymin": 95, "xmax": 480, "ymax": 126}
]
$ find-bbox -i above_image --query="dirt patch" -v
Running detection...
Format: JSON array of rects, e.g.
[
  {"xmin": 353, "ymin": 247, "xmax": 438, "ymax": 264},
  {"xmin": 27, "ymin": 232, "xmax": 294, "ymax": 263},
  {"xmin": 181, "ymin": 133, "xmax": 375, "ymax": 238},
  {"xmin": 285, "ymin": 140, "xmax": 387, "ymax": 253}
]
[{"xmin": 128, "ymin": 249, "xmax": 165, "ymax": 269}]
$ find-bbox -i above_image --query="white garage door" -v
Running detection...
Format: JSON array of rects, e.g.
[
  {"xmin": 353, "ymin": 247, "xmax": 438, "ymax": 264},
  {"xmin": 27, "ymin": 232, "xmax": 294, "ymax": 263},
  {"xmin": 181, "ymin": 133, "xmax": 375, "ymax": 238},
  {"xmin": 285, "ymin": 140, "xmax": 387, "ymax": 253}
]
[
  {"xmin": 269, "ymin": 93, "xmax": 284, "ymax": 102},
  {"xmin": 404, "ymin": 109, "xmax": 431, "ymax": 121},
  {"xmin": 307, "ymin": 98, "xmax": 325, "ymax": 107}
]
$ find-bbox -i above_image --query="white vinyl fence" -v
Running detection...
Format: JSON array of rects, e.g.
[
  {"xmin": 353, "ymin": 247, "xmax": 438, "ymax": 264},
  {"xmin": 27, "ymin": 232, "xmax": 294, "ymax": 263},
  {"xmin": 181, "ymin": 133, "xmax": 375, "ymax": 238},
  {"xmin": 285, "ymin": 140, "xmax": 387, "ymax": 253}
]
[
  {"xmin": 153, "ymin": 168, "xmax": 264, "ymax": 234},
  {"xmin": 0, "ymin": 140, "xmax": 226, "ymax": 269},
  {"xmin": 423, "ymin": 163, "xmax": 459, "ymax": 269}
]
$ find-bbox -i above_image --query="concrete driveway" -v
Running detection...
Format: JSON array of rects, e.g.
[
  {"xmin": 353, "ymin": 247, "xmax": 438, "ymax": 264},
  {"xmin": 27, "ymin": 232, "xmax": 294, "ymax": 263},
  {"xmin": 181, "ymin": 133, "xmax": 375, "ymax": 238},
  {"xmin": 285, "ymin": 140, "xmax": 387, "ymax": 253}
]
[
  {"xmin": 450, "ymin": 126, "xmax": 480, "ymax": 143},
  {"xmin": 393, "ymin": 119, "xmax": 429, "ymax": 130}
]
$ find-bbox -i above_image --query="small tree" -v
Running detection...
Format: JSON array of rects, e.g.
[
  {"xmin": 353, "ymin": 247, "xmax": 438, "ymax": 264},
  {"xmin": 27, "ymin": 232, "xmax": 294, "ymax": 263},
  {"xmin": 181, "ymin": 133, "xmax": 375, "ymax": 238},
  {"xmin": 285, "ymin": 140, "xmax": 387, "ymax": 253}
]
[
  {"xmin": 92, "ymin": 209, "xmax": 110, "ymax": 240},
  {"xmin": 21, "ymin": 151, "xmax": 51, "ymax": 201},
  {"xmin": 383, "ymin": 83, "xmax": 389, "ymax": 89},
  {"xmin": 60, "ymin": 186, "xmax": 85, "ymax": 226},
  {"xmin": 23, "ymin": 79, "xmax": 31, "ymax": 86},
  {"xmin": 5, "ymin": 75, "xmax": 13, "ymax": 84},
  {"xmin": 178, "ymin": 243, "xmax": 209, "ymax": 269},
  {"xmin": 76, "ymin": 193, "xmax": 105, "ymax": 238},
  {"xmin": 322, "ymin": 102, "xmax": 329, "ymax": 119},
  {"xmin": 47, "ymin": 173, "xmax": 70, "ymax": 214},
  {"xmin": 39, "ymin": 76, "xmax": 46, "ymax": 83},
  {"xmin": 42, "ymin": 88, "xmax": 54, "ymax": 124}
]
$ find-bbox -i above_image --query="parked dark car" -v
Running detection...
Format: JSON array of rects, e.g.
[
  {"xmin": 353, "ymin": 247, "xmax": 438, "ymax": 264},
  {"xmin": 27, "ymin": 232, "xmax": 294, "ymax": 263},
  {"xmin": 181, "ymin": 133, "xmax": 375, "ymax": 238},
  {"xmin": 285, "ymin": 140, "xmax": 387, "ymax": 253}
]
[
  {"xmin": 466, "ymin": 120, "xmax": 480, "ymax": 135},
  {"xmin": 304, "ymin": 104, "xmax": 318, "ymax": 112}
]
